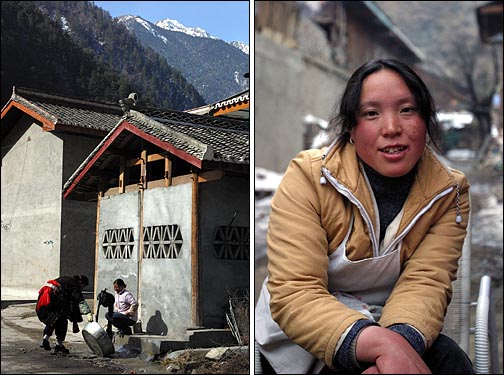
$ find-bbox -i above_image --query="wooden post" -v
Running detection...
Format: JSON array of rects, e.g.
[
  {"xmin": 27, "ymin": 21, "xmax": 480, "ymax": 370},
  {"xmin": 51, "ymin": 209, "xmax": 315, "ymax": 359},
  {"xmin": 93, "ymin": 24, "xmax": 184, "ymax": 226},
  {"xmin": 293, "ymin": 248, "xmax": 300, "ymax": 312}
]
[
  {"xmin": 191, "ymin": 172, "xmax": 201, "ymax": 326},
  {"xmin": 93, "ymin": 177, "xmax": 105, "ymax": 315},
  {"xmin": 140, "ymin": 148, "xmax": 147, "ymax": 190},
  {"xmin": 137, "ymin": 187, "xmax": 144, "ymax": 322},
  {"xmin": 138, "ymin": 147, "xmax": 147, "ymax": 323}
]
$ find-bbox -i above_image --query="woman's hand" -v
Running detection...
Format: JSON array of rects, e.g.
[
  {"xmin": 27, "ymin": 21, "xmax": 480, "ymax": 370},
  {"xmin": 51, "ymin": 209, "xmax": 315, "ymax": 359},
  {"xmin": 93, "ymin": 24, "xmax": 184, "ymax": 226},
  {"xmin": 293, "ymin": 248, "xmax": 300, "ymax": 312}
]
[{"xmin": 356, "ymin": 325, "xmax": 431, "ymax": 374}]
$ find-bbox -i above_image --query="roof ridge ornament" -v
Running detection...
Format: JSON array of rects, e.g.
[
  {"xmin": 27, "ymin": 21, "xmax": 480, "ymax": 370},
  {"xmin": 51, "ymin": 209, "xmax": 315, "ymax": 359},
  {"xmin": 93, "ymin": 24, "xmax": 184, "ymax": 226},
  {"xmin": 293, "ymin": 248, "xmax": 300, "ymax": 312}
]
[{"xmin": 119, "ymin": 93, "xmax": 138, "ymax": 116}]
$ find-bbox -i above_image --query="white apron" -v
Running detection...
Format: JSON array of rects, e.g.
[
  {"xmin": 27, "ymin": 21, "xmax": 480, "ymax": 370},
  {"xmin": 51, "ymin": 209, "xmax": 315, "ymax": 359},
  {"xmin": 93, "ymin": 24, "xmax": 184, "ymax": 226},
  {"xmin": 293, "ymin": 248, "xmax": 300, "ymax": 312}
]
[{"xmin": 255, "ymin": 214, "xmax": 402, "ymax": 374}]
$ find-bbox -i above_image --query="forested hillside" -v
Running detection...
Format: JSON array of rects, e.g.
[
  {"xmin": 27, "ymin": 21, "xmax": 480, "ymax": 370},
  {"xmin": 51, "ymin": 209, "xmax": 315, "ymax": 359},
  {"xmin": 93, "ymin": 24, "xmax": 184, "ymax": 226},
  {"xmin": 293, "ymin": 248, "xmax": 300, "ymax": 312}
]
[
  {"xmin": 118, "ymin": 15, "xmax": 250, "ymax": 104},
  {"xmin": 1, "ymin": 1, "xmax": 205, "ymax": 110}
]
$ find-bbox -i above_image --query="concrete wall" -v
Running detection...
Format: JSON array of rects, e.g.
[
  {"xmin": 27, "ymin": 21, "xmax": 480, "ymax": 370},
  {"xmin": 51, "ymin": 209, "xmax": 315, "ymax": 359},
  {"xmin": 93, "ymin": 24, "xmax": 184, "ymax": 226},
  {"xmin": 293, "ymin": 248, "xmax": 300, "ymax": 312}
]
[
  {"xmin": 1, "ymin": 116, "xmax": 104, "ymax": 291},
  {"xmin": 95, "ymin": 191, "xmax": 140, "ymax": 322},
  {"xmin": 94, "ymin": 175, "xmax": 249, "ymax": 335},
  {"xmin": 199, "ymin": 175, "xmax": 249, "ymax": 328},
  {"xmin": 1, "ymin": 116, "xmax": 63, "ymax": 290},
  {"xmin": 95, "ymin": 185, "xmax": 193, "ymax": 337},
  {"xmin": 255, "ymin": 33, "xmax": 348, "ymax": 173},
  {"xmin": 141, "ymin": 185, "xmax": 193, "ymax": 336},
  {"xmin": 60, "ymin": 133, "xmax": 102, "ymax": 291}
]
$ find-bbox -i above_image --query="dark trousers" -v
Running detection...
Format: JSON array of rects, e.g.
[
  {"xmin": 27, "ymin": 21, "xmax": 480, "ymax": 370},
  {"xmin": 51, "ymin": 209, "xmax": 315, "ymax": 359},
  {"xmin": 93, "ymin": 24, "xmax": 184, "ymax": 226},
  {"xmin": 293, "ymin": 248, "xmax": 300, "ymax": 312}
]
[
  {"xmin": 43, "ymin": 316, "xmax": 68, "ymax": 342},
  {"xmin": 260, "ymin": 334, "xmax": 475, "ymax": 374},
  {"xmin": 105, "ymin": 312, "xmax": 135, "ymax": 334}
]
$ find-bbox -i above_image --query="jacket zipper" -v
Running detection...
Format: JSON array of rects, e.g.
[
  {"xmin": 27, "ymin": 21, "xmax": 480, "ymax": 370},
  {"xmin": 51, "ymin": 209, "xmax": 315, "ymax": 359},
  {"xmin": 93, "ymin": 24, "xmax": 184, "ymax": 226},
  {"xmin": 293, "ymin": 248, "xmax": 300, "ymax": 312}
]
[
  {"xmin": 322, "ymin": 167, "xmax": 455, "ymax": 257},
  {"xmin": 384, "ymin": 186, "xmax": 454, "ymax": 255},
  {"xmin": 322, "ymin": 167, "xmax": 379, "ymax": 255}
]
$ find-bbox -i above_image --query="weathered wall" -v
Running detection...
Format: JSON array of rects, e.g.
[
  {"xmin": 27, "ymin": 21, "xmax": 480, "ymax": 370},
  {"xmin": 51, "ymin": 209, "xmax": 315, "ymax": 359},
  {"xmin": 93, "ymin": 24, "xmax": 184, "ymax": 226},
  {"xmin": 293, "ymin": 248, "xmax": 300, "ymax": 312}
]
[
  {"xmin": 199, "ymin": 175, "xmax": 249, "ymax": 328},
  {"xmin": 254, "ymin": 33, "xmax": 348, "ymax": 173},
  {"xmin": 60, "ymin": 133, "xmax": 102, "ymax": 291},
  {"xmin": 94, "ymin": 175, "xmax": 249, "ymax": 335},
  {"xmin": 95, "ymin": 185, "xmax": 193, "ymax": 337},
  {"xmin": 95, "ymin": 191, "xmax": 140, "ymax": 322},
  {"xmin": 140, "ymin": 185, "xmax": 193, "ymax": 336},
  {"xmin": 1, "ymin": 116, "xmax": 62, "ymax": 289}
]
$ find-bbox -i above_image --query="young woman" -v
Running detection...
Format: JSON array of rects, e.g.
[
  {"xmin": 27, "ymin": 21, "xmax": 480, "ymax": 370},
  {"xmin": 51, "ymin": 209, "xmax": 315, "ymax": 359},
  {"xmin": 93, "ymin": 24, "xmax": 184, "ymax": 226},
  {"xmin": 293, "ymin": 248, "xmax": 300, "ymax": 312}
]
[{"xmin": 255, "ymin": 59, "xmax": 474, "ymax": 374}]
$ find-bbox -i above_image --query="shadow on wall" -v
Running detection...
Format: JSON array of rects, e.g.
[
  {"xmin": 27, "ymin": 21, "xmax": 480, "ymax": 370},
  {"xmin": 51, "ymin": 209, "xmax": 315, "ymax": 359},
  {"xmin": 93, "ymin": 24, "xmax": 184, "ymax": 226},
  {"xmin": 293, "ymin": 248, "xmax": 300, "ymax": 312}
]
[{"xmin": 146, "ymin": 310, "xmax": 168, "ymax": 336}]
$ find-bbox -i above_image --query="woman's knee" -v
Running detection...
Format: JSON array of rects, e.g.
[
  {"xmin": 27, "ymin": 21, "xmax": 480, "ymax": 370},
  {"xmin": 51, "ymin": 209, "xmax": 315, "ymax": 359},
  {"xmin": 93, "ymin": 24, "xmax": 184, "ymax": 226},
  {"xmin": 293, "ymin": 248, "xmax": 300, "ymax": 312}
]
[{"xmin": 424, "ymin": 334, "xmax": 475, "ymax": 374}]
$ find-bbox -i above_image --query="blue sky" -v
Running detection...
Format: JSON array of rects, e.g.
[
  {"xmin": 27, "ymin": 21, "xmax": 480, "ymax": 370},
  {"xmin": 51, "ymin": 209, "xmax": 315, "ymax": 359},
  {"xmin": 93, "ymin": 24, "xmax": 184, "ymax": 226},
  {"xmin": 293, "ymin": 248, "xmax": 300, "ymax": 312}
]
[{"xmin": 93, "ymin": 1, "xmax": 250, "ymax": 43}]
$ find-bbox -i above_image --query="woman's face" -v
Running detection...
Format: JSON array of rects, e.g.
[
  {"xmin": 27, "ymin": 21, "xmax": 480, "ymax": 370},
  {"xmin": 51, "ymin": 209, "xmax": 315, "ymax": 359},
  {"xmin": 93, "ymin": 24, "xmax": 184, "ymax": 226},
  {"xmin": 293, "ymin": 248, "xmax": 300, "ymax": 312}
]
[
  {"xmin": 113, "ymin": 283, "xmax": 124, "ymax": 293},
  {"xmin": 350, "ymin": 69, "xmax": 427, "ymax": 177}
]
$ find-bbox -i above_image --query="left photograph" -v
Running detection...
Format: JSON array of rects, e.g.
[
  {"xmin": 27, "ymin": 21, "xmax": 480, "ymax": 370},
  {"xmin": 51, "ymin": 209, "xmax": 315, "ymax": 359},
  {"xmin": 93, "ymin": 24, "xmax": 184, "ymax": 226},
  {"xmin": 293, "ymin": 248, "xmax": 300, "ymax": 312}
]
[{"xmin": 1, "ymin": 1, "xmax": 250, "ymax": 373}]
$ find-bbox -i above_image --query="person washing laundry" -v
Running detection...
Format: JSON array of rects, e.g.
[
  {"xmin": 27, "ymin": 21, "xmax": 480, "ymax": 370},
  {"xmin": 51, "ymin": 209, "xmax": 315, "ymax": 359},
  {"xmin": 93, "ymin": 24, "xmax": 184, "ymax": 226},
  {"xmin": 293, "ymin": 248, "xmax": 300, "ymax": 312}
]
[
  {"xmin": 105, "ymin": 278, "xmax": 138, "ymax": 336},
  {"xmin": 36, "ymin": 274, "xmax": 93, "ymax": 354}
]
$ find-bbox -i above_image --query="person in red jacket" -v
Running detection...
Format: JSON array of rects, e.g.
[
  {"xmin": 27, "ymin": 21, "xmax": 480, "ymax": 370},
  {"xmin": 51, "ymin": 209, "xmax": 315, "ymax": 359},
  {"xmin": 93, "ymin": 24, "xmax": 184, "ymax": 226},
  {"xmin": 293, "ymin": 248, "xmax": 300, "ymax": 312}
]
[{"xmin": 36, "ymin": 275, "xmax": 94, "ymax": 354}]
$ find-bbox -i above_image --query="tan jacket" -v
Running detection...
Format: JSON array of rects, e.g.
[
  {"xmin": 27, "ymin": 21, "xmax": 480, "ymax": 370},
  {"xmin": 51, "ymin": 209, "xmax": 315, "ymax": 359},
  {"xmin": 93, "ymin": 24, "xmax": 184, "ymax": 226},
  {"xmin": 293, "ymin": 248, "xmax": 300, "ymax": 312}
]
[{"xmin": 266, "ymin": 143, "xmax": 470, "ymax": 368}]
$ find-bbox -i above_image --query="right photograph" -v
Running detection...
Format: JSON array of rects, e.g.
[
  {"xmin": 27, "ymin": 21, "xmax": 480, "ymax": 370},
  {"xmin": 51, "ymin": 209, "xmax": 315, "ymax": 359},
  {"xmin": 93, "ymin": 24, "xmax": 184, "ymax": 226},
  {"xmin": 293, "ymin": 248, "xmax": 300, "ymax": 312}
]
[{"xmin": 253, "ymin": 1, "xmax": 503, "ymax": 374}]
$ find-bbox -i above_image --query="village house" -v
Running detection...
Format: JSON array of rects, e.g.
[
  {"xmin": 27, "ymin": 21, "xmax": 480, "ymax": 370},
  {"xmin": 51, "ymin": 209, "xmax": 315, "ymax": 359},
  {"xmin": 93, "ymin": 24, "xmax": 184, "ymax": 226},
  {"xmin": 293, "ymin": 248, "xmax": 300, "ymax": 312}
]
[
  {"xmin": 2, "ymin": 86, "xmax": 250, "ymax": 338},
  {"xmin": 1, "ymin": 87, "xmax": 122, "ymax": 292},
  {"xmin": 62, "ymin": 94, "xmax": 249, "ymax": 335}
]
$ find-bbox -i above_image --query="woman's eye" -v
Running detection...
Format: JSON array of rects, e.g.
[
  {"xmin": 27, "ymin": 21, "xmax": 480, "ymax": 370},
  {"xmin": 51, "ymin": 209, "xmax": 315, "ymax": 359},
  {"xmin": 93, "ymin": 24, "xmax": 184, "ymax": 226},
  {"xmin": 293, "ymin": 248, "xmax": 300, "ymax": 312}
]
[
  {"xmin": 364, "ymin": 110, "xmax": 378, "ymax": 117},
  {"xmin": 401, "ymin": 107, "xmax": 416, "ymax": 113}
]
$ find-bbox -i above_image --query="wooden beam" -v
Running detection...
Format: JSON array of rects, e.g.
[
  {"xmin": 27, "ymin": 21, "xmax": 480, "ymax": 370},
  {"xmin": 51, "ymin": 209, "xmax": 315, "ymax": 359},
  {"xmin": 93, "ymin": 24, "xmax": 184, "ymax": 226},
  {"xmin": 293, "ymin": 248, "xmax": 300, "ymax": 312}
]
[
  {"xmin": 119, "ymin": 156, "xmax": 125, "ymax": 194},
  {"xmin": 198, "ymin": 170, "xmax": 224, "ymax": 183},
  {"xmin": 126, "ymin": 157, "xmax": 142, "ymax": 168},
  {"xmin": 147, "ymin": 153, "xmax": 166, "ymax": 163},
  {"xmin": 126, "ymin": 152, "xmax": 167, "ymax": 167}
]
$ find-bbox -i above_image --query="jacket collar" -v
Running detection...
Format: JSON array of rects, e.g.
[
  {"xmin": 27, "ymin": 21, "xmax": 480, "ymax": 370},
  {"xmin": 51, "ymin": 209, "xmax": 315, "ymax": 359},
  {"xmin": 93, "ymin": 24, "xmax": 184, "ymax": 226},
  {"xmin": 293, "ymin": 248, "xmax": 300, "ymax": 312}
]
[{"xmin": 322, "ymin": 143, "xmax": 457, "ymax": 230}]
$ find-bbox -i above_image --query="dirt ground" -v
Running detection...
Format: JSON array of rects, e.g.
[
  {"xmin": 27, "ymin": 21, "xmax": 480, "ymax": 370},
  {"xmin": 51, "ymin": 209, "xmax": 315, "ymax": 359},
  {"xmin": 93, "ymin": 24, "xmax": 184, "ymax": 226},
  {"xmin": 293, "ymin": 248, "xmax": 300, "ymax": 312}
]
[
  {"xmin": 1, "ymin": 301, "xmax": 250, "ymax": 374},
  {"xmin": 161, "ymin": 348, "xmax": 249, "ymax": 374}
]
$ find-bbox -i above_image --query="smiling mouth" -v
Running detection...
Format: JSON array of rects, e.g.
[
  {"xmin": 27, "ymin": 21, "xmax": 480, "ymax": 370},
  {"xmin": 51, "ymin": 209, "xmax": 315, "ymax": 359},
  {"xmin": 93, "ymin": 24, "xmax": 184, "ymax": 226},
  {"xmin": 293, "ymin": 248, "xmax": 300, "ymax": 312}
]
[{"xmin": 380, "ymin": 146, "xmax": 407, "ymax": 154}]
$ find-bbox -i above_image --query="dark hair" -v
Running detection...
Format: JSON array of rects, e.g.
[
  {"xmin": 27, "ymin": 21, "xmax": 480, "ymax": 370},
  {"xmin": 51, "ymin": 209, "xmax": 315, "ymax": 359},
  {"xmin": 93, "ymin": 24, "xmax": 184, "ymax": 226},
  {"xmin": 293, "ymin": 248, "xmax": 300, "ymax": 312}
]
[
  {"xmin": 329, "ymin": 59, "xmax": 441, "ymax": 150},
  {"xmin": 113, "ymin": 278, "xmax": 126, "ymax": 288},
  {"xmin": 74, "ymin": 274, "xmax": 89, "ymax": 286}
]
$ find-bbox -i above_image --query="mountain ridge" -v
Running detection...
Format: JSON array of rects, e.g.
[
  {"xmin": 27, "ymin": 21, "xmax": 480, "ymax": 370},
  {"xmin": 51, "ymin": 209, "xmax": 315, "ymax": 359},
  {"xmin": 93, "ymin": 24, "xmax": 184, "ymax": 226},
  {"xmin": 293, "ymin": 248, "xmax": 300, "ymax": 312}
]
[
  {"xmin": 1, "ymin": 1, "xmax": 206, "ymax": 110},
  {"xmin": 117, "ymin": 15, "xmax": 249, "ymax": 104}
]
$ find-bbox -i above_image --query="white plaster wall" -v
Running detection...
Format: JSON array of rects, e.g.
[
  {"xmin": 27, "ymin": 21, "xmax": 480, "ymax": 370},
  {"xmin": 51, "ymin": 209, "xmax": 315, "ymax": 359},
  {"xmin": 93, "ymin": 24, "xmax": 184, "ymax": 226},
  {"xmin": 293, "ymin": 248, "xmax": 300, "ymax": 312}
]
[
  {"xmin": 1, "ymin": 117, "xmax": 63, "ymax": 289},
  {"xmin": 141, "ymin": 184, "xmax": 192, "ymax": 336}
]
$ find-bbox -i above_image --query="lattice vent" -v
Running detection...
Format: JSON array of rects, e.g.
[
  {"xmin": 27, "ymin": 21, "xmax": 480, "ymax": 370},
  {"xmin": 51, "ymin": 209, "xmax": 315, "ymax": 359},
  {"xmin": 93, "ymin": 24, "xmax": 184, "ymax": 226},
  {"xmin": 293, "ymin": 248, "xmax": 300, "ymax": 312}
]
[
  {"xmin": 143, "ymin": 224, "xmax": 183, "ymax": 259},
  {"xmin": 102, "ymin": 228, "xmax": 135, "ymax": 259},
  {"xmin": 213, "ymin": 226, "xmax": 249, "ymax": 260}
]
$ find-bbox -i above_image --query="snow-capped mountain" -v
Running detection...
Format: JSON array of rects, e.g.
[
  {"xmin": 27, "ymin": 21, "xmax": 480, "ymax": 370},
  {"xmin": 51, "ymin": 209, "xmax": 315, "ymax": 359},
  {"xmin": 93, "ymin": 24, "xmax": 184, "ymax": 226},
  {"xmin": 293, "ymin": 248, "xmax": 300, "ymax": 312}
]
[
  {"xmin": 155, "ymin": 18, "xmax": 219, "ymax": 40},
  {"xmin": 117, "ymin": 15, "xmax": 249, "ymax": 104},
  {"xmin": 230, "ymin": 41, "xmax": 249, "ymax": 55},
  {"xmin": 156, "ymin": 18, "xmax": 249, "ymax": 55}
]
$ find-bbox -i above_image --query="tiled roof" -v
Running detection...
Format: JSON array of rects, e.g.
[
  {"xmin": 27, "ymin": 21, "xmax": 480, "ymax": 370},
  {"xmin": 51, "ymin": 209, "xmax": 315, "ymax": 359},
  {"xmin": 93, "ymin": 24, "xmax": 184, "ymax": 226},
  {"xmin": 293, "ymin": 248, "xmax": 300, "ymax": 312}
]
[
  {"xmin": 63, "ymin": 108, "xmax": 249, "ymax": 198},
  {"xmin": 2, "ymin": 87, "xmax": 123, "ymax": 133},
  {"xmin": 132, "ymin": 109, "xmax": 249, "ymax": 163},
  {"xmin": 185, "ymin": 89, "xmax": 250, "ymax": 120}
]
